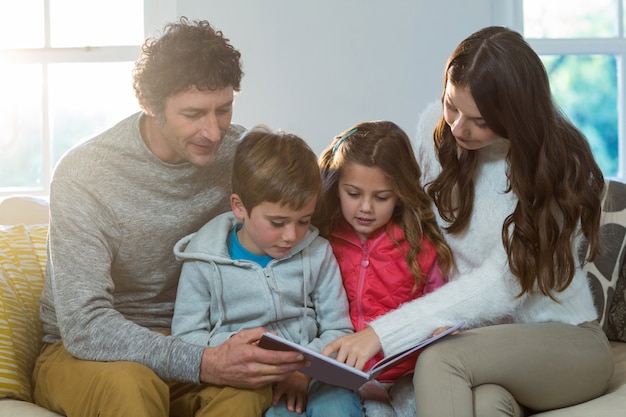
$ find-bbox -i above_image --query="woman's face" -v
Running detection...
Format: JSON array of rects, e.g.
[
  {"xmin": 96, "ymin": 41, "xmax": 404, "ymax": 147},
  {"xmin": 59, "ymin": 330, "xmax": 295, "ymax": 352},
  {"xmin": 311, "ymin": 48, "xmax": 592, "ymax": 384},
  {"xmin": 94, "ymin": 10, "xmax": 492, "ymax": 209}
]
[{"xmin": 443, "ymin": 81, "xmax": 500, "ymax": 150}]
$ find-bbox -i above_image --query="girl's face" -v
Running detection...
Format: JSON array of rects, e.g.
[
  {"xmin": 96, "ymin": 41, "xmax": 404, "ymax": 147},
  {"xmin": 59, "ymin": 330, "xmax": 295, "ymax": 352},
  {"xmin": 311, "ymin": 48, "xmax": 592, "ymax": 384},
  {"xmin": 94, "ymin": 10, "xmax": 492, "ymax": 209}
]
[
  {"xmin": 443, "ymin": 81, "xmax": 500, "ymax": 150},
  {"xmin": 338, "ymin": 162, "xmax": 399, "ymax": 241}
]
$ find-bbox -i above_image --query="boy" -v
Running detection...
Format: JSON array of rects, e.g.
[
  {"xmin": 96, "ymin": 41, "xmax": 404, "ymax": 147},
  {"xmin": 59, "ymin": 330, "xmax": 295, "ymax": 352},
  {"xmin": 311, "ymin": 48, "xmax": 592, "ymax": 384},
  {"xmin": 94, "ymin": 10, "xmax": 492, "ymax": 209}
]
[{"xmin": 172, "ymin": 126, "xmax": 363, "ymax": 416}]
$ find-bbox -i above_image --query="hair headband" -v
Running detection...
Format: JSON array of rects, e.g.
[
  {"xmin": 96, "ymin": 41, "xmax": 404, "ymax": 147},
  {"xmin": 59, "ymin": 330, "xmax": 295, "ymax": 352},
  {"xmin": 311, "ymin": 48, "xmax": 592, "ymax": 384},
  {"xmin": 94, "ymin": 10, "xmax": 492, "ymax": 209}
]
[{"xmin": 332, "ymin": 128, "xmax": 358, "ymax": 153}]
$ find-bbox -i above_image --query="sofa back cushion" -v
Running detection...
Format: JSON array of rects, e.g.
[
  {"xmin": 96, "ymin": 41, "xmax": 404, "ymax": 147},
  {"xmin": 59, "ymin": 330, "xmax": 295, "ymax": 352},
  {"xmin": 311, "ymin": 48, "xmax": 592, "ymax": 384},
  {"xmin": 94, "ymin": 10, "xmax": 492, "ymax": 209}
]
[
  {"xmin": 0, "ymin": 224, "xmax": 48, "ymax": 401},
  {"xmin": 606, "ymin": 264, "xmax": 626, "ymax": 342},
  {"xmin": 579, "ymin": 180, "xmax": 626, "ymax": 338},
  {"xmin": 0, "ymin": 196, "xmax": 49, "ymax": 225}
]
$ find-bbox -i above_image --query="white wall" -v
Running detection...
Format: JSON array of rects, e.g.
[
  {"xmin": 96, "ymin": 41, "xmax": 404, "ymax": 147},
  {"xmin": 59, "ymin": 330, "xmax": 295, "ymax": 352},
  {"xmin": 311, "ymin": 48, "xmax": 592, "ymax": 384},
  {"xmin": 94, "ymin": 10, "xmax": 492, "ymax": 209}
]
[{"xmin": 176, "ymin": 0, "xmax": 508, "ymax": 154}]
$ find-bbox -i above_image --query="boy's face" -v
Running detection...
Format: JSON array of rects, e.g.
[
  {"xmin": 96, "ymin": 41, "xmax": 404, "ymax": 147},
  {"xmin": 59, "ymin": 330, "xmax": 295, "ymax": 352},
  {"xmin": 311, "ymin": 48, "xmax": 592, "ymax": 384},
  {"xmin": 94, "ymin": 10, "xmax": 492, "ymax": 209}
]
[{"xmin": 231, "ymin": 196, "xmax": 317, "ymax": 259}]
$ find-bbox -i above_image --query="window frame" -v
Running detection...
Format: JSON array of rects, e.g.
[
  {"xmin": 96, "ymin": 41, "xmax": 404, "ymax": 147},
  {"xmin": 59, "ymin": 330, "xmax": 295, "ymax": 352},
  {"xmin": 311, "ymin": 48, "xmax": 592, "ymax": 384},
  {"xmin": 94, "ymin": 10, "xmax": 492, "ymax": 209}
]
[
  {"xmin": 502, "ymin": 0, "xmax": 626, "ymax": 182},
  {"xmin": 0, "ymin": 0, "xmax": 176, "ymax": 198}
]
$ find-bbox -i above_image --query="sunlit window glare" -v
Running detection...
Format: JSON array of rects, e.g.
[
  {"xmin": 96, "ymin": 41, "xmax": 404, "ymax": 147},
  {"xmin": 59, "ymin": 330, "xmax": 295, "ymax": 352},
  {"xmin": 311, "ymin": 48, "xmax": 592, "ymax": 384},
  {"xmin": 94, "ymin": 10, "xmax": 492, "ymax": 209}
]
[
  {"xmin": 0, "ymin": 0, "xmax": 143, "ymax": 192},
  {"xmin": 524, "ymin": 0, "xmax": 617, "ymax": 38},
  {"xmin": 524, "ymin": 0, "xmax": 621, "ymax": 178},
  {"xmin": 49, "ymin": 62, "xmax": 139, "ymax": 163},
  {"xmin": 51, "ymin": 0, "xmax": 144, "ymax": 47},
  {"xmin": 0, "ymin": 64, "xmax": 42, "ymax": 188},
  {"xmin": 0, "ymin": 1, "xmax": 45, "ymax": 49}
]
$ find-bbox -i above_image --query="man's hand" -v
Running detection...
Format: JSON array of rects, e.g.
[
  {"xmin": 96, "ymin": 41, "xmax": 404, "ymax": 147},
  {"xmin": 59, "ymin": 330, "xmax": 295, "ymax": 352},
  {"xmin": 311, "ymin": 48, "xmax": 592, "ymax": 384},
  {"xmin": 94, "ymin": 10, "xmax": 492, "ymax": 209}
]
[
  {"xmin": 199, "ymin": 327, "xmax": 308, "ymax": 388},
  {"xmin": 321, "ymin": 326, "xmax": 381, "ymax": 370}
]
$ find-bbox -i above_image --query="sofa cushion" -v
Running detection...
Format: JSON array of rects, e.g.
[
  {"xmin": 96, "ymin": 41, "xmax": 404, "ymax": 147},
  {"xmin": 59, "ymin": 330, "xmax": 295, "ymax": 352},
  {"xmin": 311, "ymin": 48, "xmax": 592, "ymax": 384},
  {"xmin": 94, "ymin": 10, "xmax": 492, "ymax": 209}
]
[
  {"xmin": 529, "ymin": 341, "xmax": 626, "ymax": 416},
  {"xmin": 0, "ymin": 398, "xmax": 64, "ymax": 416},
  {"xmin": 0, "ymin": 224, "xmax": 48, "ymax": 401},
  {"xmin": 580, "ymin": 180, "xmax": 626, "ymax": 329}
]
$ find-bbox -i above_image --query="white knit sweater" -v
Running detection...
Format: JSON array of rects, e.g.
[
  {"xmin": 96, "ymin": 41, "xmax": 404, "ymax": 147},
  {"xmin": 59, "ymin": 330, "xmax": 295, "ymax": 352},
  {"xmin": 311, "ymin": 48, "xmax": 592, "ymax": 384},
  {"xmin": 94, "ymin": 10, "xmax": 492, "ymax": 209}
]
[{"xmin": 369, "ymin": 102, "xmax": 598, "ymax": 357}]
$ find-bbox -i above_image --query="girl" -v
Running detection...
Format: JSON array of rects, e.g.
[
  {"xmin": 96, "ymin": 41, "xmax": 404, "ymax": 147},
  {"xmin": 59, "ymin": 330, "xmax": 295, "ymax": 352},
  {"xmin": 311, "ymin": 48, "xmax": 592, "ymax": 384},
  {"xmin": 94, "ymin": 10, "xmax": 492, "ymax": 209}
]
[{"xmin": 314, "ymin": 121, "xmax": 453, "ymax": 417}]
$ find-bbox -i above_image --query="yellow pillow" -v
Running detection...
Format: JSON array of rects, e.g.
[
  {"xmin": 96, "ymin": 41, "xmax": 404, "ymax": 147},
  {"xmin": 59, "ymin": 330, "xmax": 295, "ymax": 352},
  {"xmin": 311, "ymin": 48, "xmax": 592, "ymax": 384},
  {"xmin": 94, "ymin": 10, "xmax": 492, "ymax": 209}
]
[{"xmin": 0, "ymin": 224, "xmax": 48, "ymax": 401}]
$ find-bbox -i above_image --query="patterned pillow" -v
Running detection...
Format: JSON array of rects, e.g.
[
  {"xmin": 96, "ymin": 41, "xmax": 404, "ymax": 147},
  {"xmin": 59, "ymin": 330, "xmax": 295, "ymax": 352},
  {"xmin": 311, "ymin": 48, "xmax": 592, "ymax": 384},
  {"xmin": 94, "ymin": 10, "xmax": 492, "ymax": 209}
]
[
  {"xmin": 606, "ymin": 262, "xmax": 626, "ymax": 342},
  {"xmin": 0, "ymin": 224, "xmax": 48, "ymax": 401},
  {"xmin": 579, "ymin": 180, "xmax": 626, "ymax": 330}
]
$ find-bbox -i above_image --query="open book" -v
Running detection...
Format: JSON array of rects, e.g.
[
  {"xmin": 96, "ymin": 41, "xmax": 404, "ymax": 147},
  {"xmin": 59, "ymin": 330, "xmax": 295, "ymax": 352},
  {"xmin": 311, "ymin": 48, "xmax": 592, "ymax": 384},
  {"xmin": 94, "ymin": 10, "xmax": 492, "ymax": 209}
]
[{"xmin": 258, "ymin": 321, "xmax": 465, "ymax": 392}]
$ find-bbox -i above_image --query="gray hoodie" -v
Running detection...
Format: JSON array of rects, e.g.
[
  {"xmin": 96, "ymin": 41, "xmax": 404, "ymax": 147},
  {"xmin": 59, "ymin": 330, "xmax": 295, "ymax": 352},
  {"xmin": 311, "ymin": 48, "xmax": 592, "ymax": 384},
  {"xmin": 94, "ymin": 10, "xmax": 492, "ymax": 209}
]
[{"xmin": 172, "ymin": 212, "xmax": 354, "ymax": 353}]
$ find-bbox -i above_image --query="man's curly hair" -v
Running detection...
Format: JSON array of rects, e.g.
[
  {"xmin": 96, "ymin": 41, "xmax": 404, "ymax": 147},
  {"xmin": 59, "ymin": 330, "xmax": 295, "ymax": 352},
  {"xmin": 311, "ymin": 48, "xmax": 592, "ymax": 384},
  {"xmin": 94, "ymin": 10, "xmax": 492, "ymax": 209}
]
[{"xmin": 132, "ymin": 16, "xmax": 243, "ymax": 116}]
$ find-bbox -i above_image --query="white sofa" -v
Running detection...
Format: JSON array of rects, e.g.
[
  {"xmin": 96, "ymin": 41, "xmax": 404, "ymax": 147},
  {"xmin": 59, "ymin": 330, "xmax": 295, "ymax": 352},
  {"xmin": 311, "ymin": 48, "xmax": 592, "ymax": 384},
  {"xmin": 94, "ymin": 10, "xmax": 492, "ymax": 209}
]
[
  {"xmin": 0, "ymin": 196, "xmax": 62, "ymax": 416},
  {"xmin": 0, "ymin": 184, "xmax": 625, "ymax": 416}
]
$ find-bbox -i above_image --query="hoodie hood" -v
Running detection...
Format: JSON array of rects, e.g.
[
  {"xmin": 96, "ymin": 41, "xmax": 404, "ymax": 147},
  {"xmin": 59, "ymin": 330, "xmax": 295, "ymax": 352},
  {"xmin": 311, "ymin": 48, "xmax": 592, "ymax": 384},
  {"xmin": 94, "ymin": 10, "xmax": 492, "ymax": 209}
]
[{"xmin": 174, "ymin": 212, "xmax": 320, "ymax": 263}]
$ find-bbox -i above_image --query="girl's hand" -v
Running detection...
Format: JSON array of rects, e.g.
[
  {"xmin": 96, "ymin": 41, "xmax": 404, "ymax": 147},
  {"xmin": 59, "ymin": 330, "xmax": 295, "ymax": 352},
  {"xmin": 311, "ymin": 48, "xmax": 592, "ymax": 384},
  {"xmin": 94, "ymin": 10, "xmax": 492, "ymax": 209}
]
[{"xmin": 321, "ymin": 327, "xmax": 381, "ymax": 370}]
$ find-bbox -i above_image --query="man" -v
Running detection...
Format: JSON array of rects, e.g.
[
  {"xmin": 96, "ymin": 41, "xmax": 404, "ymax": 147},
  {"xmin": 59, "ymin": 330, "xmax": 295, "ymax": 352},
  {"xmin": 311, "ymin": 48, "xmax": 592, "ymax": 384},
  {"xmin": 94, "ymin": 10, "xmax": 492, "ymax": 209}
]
[{"xmin": 33, "ymin": 17, "xmax": 306, "ymax": 417}]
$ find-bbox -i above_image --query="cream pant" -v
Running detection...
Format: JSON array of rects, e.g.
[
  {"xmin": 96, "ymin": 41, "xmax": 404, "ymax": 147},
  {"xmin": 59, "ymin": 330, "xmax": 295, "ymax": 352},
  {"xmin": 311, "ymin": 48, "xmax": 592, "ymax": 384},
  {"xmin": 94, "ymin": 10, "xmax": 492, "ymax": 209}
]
[{"xmin": 413, "ymin": 321, "xmax": 614, "ymax": 417}]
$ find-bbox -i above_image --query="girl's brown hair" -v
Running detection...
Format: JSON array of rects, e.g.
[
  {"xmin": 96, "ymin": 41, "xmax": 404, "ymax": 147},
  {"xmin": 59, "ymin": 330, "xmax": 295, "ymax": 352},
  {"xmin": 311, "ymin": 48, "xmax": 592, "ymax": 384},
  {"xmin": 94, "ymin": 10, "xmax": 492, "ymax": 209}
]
[
  {"xmin": 427, "ymin": 26, "xmax": 604, "ymax": 298},
  {"xmin": 314, "ymin": 121, "xmax": 453, "ymax": 286}
]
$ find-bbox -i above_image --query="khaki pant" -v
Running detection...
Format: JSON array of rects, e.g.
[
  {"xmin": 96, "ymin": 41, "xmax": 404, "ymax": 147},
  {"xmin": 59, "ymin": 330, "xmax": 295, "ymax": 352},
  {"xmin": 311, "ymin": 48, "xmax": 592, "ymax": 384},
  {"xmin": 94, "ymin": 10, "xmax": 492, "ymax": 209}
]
[
  {"xmin": 32, "ymin": 341, "xmax": 272, "ymax": 417},
  {"xmin": 413, "ymin": 321, "xmax": 614, "ymax": 417}
]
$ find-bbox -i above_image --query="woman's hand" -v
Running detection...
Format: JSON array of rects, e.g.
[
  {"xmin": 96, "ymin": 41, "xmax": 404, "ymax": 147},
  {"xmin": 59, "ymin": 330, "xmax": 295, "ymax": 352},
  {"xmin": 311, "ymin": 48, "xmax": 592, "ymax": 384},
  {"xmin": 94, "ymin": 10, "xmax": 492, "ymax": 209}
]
[
  {"xmin": 431, "ymin": 326, "xmax": 461, "ymax": 337},
  {"xmin": 322, "ymin": 327, "xmax": 382, "ymax": 370}
]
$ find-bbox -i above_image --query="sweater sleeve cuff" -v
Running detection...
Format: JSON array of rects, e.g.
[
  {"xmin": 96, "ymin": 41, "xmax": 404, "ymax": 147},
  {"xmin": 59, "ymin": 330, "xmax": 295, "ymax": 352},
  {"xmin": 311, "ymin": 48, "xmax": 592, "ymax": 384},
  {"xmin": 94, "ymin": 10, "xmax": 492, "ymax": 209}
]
[{"xmin": 166, "ymin": 338, "xmax": 205, "ymax": 383}]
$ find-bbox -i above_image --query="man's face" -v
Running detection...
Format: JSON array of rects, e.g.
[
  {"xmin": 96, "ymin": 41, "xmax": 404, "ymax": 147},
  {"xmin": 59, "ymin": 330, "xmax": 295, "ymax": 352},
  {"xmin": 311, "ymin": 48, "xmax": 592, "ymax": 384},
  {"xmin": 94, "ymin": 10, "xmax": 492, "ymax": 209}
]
[{"xmin": 144, "ymin": 86, "xmax": 234, "ymax": 165}]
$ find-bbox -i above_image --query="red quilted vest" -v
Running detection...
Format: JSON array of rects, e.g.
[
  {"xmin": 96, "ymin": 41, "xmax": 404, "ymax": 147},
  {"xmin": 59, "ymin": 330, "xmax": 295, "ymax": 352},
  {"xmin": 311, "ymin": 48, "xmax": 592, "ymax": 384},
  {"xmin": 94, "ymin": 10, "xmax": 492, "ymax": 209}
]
[{"xmin": 330, "ymin": 219, "xmax": 444, "ymax": 382}]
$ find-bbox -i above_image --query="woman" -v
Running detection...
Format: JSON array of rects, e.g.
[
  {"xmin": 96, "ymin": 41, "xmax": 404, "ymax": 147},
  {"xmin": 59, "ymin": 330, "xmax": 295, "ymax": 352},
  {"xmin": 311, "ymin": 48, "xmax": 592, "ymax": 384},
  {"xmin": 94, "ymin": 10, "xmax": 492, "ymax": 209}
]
[{"xmin": 322, "ymin": 26, "xmax": 614, "ymax": 416}]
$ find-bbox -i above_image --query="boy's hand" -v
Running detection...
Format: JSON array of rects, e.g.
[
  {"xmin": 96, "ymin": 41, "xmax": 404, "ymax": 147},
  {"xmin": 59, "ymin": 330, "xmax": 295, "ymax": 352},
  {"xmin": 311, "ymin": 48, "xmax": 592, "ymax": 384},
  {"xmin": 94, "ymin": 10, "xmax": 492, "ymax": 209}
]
[{"xmin": 272, "ymin": 371, "xmax": 311, "ymax": 414}]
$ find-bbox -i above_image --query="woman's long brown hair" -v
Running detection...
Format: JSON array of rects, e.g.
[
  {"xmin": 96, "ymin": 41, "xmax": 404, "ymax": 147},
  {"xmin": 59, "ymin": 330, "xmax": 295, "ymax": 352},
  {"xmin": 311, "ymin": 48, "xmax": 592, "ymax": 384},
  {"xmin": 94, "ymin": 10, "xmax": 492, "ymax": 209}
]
[{"xmin": 427, "ymin": 26, "xmax": 604, "ymax": 299}]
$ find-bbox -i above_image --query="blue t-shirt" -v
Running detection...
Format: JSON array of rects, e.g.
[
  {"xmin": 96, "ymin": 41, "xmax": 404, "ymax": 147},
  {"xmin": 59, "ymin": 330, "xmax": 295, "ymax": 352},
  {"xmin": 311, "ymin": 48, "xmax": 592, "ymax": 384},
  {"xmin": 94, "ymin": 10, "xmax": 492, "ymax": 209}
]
[{"xmin": 228, "ymin": 225, "xmax": 273, "ymax": 268}]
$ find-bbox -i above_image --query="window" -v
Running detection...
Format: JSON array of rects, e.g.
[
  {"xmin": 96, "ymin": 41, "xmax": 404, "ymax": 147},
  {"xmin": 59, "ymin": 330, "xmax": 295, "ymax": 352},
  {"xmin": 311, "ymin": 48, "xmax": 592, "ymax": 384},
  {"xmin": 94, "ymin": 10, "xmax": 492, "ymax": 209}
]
[
  {"xmin": 520, "ymin": 0, "xmax": 626, "ymax": 180},
  {"xmin": 0, "ymin": 0, "xmax": 173, "ymax": 197}
]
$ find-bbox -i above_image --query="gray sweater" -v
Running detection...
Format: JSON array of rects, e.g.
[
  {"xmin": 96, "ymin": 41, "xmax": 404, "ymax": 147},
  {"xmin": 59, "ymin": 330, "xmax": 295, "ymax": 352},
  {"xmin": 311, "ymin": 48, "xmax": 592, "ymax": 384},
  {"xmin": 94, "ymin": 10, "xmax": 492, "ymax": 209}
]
[{"xmin": 39, "ymin": 112, "xmax": 245, "ymax": 383}]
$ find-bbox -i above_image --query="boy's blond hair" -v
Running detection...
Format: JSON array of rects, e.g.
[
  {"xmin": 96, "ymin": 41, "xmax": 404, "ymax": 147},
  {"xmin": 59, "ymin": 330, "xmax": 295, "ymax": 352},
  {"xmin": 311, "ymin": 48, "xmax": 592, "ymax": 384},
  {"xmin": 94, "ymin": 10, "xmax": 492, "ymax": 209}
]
[{"xmin": 233, "ymin": 125, "xmax": 322, "ymax": 213}]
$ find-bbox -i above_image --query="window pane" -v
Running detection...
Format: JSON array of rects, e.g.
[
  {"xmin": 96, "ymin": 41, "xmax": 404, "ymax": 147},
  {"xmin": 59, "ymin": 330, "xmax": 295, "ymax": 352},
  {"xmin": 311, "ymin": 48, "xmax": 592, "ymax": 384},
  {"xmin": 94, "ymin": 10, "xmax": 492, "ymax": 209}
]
[
  {"xmin": 49, "ymin": 62, "xmax": 140, "ymax": 165},
  {"xmin": 0, "ymin": 64, "xmax": 43, "ymax": 189},
  {"xmin": 0, "ymin": 1, "xmax": 44, "ymax": 49},
  {"xmin": 542, "ymin": 54, "xmax": 618, "ymax": 177},
  {"xmin": 524, "ymin": 0, "xmax": 617, "ymax": 38},
  {"xmin": 50, "ymin": 0, "xmax": 144, "ymax": 47}
]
